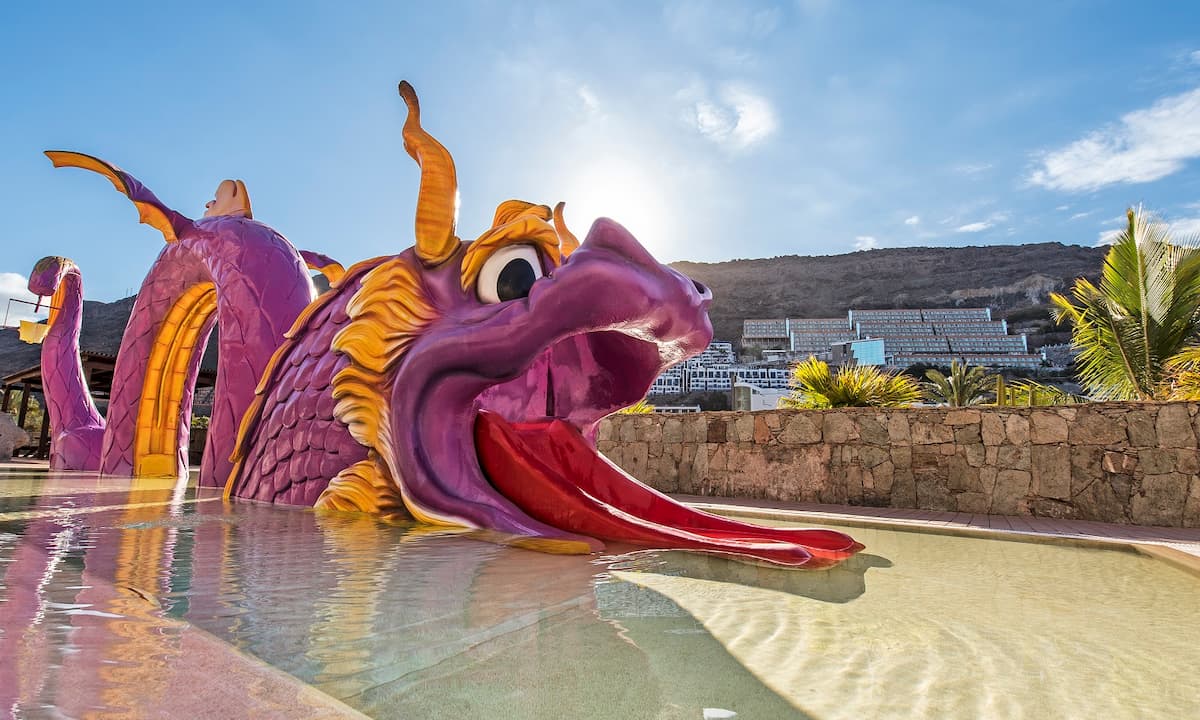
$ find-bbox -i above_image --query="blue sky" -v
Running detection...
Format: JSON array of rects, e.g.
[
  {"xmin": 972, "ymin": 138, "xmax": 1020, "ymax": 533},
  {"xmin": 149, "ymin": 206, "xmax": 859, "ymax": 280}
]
[{"xmin": 3, "ymin": 1, "xmax": 1200, "ymax": 317}]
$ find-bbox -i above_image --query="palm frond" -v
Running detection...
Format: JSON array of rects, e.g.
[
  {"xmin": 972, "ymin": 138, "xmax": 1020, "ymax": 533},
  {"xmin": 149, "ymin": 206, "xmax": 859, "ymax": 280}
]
[{"xmin": 783, "ymin": 357, "xmax": 921, "ymax": 408}]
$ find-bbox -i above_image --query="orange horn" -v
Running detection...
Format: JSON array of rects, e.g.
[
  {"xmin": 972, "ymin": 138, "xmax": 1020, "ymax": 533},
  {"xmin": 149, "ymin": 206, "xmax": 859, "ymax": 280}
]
[
  {"xmin": 398, "ymin": 81, "xmax": 460, "ymax": 266},
  {"xmin": 553, "ymin": 202, "xmax": 580, "ymax": 257}
]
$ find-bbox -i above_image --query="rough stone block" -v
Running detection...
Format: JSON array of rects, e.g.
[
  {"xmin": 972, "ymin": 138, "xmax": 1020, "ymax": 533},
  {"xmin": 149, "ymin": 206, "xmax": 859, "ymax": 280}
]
[
  {"xmin": 1004, "ymin": 414, "xmax": 1030, "ymax": 446},
  {"xmin": 911, "ymin": 419, "xmax": 953, "ymax": 445},
  {"xmin": 781, "ymin": 414, "xmax": 821, "ymax": 444},
  {"xmin": 824, "ymin": 413, "xmax": 859, "ymax": 443},
  {"xmin": 964, "ymin": 443, "xmax": 986, "ymax": 468},
  {"xmin": 944, "ymin": 409, "xmax": 981, "ymax": 426},
  {"xmin": 1156, "ymin": 403, "xmax": 1196, "ymax": 448},
  {"xmin": 954, "ymin": 424, "xmax": 982, "ymax": 445},
  {"xmin": 890, "ymin": 469, "xmax": 917, "ymax": 507},
  {"xmin": 858, "ymin": 415, "xmax": 889, "ymax": 446},
  {"xmin": 888, "ymin": 414, "xmax": 911, "ymax": 445},
  {"xmin": 981, "ymin": 412, "xmax": 1005, "ymax": 446},
  {"xmin": 947, "ymin": 454, "xmax": 982, "ymax": 492},
  {"xmin": 682, "ymin": 416, "xmax": 707, "ymax": 443},
  {"xmin": 1102, "ymin": 451, "xmax": 1136, "ymax": 475},
  {"xmin": 1125, "ymin": 410, "xmax": 1157, "ymax": 447},
  {"xmin": 1068, "ymin": 409, "xmax": 1126, "ymax": 446},
  {"xmin": 1131, "ymin": 473, "xmax": 1189, "ymax": 526},
  {"xmin": 1030, "ymin": 411, "xmax": 1069, "ymax": 444},
  {"xmin": 662, "ymin": 417, "xmax": 683, "ymax": 444},
  {"xmin": 753, "ymin": 415, "xmax": 771, "ymax": 444},
  {"xmin": 859, "ymin": 445, "xmax": 891, "ymax": 469},
  {"xmin": 733, "ymin": 414, "xmax": 755, "ymax": 443},
  {"xmin": 1138, "ymin": 448, "xmax": 1176, "ymax": 475},
  {"xmin": 1074, "ymin": 474, "xmax": 1132, "ymax": 524},
  {"xmin": 979, "ymin": 466, "xmax": 998, "ymax": 496},
  {"xmin": 707, "ymin": 419, "xmax": 727, "ymax": 443},
  {"xmin": 1184, "ymin": 477, "xmax": 1200, "ymax": 528},
  {"xmin": 1031, "ymin": 444, "xmax": 1070, "ymax": 500},
  {"xmin": 996, "ymin": 445, "xmax": 1031, "ymax": 470},
  {"xmin": 1176, "ymin": 449, "xmax": 1200, "ymax": 475},
  {"xmin": 872, "ymin": 460, "xmax": 895, "ymax": 495},
  {"xmin": 990, "ymin": 470, "xmax": 1031, "ymax": 515}
]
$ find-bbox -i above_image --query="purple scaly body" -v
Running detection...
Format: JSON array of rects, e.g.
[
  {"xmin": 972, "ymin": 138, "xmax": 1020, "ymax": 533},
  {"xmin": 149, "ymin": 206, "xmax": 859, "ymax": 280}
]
[
  {"xmin": 36, "ymin": 153, "xmax": 318, "ymax": 486},
  {"xmin": 28, "ymin": 258, "xmax": 104, "ymax": 470}
]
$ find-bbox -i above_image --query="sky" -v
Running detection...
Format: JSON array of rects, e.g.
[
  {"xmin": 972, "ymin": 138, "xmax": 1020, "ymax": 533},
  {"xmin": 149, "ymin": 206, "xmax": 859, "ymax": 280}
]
[{"xmin": 3, "ymin": 1, "xmax": 1200, "ymax": 320}]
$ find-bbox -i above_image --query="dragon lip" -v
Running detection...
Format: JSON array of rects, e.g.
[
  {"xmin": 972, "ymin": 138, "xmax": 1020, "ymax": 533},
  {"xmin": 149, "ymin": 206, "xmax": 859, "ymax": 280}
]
[{"xmin": 473, "ymin": 410, "xmax": 865, "ymax": 568}]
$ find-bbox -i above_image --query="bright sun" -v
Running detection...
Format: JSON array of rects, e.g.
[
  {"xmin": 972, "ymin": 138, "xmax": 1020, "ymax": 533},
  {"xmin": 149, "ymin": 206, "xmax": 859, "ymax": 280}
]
[{"xmin": 559, "ymin": 157, "xmax": 673, "ymax": 258}]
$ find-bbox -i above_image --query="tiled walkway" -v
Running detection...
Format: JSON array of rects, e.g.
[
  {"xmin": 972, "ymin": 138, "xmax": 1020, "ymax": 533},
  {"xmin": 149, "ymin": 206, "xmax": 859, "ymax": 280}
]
[{"xmin": 674, "ymin": 493, "xmax": 1200, "ymax": 561}]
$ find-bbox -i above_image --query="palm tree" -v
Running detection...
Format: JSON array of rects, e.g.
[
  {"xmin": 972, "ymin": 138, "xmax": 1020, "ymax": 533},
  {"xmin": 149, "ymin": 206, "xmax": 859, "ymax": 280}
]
[
  {"xmin": 618, "ymin": 399, "xmax": 655, "ymax": 414},
  {"xmin": 780, "ymin": 357, "xmax": 922, "ymax": 409},
  {"xmin": 1050, "ymin": 207, "xmax": 1200, "ymax": 400},
  {"xmin": 923, "ymin": 360, "xmax": 994, "ymax": 406}
]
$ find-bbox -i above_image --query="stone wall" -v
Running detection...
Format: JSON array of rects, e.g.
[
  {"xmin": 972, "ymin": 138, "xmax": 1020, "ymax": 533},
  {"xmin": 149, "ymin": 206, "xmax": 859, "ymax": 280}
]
[
  {"xmin": 597, "ymin": 403, "xmax": 1200, "ymax": 528},
  {"xmin": 0, "ymin": 412, "xmax": 30, "ymax": 459}
]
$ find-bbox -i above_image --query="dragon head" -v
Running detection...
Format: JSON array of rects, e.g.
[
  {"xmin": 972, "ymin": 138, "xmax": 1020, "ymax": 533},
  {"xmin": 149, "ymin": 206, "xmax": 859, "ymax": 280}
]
[{"xmin": 317, "ymin": 83, "xmax": 861, "ymax": 567}]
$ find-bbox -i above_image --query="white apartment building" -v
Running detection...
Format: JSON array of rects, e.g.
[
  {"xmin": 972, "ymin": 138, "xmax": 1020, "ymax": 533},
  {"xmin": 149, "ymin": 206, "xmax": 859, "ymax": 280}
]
[{"xmin": 744, "ymin": 307, "xmax": 1039, "ymax": 370}]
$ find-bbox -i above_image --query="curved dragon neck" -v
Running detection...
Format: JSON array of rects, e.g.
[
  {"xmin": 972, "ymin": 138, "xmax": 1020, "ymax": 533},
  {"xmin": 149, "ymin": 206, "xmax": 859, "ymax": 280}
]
[{"xmin": 41, "ymin": 268, "xmax": 105, "ymax": 436}]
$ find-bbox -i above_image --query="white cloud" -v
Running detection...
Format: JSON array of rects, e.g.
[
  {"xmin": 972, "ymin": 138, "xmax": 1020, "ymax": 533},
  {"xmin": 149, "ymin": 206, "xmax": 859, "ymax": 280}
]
[
  {"xmin": 686, "ymin": 84, "xmax": 778, "ymax": 151},
  {"xmin": 1028, "ymin": 87, "xmax": 1200, "ymax": 191},
  {"xmin": 954, "ymin": 210, "xmax": 1008, "ymax": 233},
  {"xmin": 577, "ymin": 85, "xmax": 599, "ymax": 114},
  {"xmin": 1068, "ymin": 211, "xmax": 1092, "ymax": 221},
  {"xmin": 1191, "ymin": 50, "xmax": 1200, "ymax": 66},
  {"xmin": 904, "ymin": 215, "xmax": 920, "ymax": 226},
  {"xmin": 0, "ymin": 273, "xmax": 41, "ymax": 325},
  {"xmin": 1169, "ymin": 216, "xmax": 1200, "ymax": 238},
  {"xmin": 1055, "ymin": 205, "xmax": 1070, "ymax": 211},
  {"xmin": 1094, "ymin": 214, "xmax": 1200, "ymax": 246},
  {"xmin": 955, "ymin": 222, "xmax": 992, "ymax": 233},
  {"xmin": 854, "ymin": 235, "xmax": 879, "ymax": 250}
]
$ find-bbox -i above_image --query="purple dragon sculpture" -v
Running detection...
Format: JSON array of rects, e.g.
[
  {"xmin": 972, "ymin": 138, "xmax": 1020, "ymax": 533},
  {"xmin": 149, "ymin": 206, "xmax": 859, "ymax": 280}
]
[{"xmin": 33, "ymin": 82, "xmax": 862, "ymax": 568}]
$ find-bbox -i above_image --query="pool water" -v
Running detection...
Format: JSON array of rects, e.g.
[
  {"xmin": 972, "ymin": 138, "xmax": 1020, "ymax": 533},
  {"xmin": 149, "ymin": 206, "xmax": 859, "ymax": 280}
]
[{"xmin": 1, "ymin": 468, "xmax": 1197, "ymax": 719}]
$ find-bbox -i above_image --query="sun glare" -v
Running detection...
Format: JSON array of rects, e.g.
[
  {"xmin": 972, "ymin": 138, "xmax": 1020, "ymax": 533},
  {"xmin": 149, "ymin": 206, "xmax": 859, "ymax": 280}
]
[{"xmin": 560, "ymin": 158, "xmax": 673, "ymax": 258}]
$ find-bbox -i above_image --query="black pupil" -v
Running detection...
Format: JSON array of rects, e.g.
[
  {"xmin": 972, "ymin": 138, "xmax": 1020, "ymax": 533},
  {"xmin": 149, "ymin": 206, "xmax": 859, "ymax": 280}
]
[{"xmin": 496, "ymin": 258, "xmax": 537, "ymax": 301}]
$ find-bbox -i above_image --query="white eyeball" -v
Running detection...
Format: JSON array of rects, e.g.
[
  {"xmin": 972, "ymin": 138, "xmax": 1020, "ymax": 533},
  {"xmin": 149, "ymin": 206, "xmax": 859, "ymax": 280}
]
[{"xmin": 477, "ymin": 245, "xmax": 544, "ymax": 304}]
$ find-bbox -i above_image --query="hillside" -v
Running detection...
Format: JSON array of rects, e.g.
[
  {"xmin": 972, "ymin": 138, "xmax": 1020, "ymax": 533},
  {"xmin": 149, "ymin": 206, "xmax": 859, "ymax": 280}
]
[
  {"xmin": 1, "ymin": 242, "xmax": 1106, "ymax": 383},
  {"xmin": 0, "ymin": 296, "xmax": 217, "ymax": 380},
  {"xmin": 671, "ymin": 242, "xmax": 1106, "ymax": 350}
]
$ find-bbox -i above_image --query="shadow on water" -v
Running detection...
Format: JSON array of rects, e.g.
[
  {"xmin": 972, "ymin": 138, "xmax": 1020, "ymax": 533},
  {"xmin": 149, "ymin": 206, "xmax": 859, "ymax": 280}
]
[{"xmin": 605, "ymin": 548, "xmax": 893, "ymax": 604}]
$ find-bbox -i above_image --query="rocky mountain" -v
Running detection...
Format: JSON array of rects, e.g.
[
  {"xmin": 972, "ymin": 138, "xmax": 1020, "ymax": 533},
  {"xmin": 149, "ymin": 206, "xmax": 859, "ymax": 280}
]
[
  {"xmin": 0, "ymin": 296, "xmax": 217, "ymax": 381},
  {"xmin": 1, "ymin": 242, "xmax": 1106, "ymax": 383},
  {"xmin": 671, "ymin": 242, "xmax": 1107, "ymax": 351}
]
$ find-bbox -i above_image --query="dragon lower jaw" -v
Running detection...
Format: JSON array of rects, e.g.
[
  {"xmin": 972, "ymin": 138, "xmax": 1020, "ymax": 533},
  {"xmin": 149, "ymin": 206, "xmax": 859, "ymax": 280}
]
[{"xmin": 473, "ymin": 411, "xmax": 865, "ymax": 568}]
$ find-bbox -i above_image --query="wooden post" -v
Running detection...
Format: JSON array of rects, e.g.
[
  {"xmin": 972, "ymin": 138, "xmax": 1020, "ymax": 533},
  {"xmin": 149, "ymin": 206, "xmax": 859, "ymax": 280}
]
[
  {"xmin": 16, "ymin": 382, "xmax": 31, "ymax": 430},
  {"xmin": 37, "ymin": 403, "xmax": 50, "ymax": 458},
  {"xmin": 1, "ymin": 385, "xmax": 11, "ymax": 413}
]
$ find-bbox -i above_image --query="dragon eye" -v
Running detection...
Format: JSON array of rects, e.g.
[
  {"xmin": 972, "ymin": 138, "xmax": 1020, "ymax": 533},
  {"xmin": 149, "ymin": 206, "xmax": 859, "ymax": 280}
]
[{"xmin": 477, "ymin": 244, "xmax": 544, "ymax": 304}]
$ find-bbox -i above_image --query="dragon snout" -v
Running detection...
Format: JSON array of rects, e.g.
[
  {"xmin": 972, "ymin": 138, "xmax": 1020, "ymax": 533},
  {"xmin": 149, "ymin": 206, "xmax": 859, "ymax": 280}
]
[{"xmin": 28, "ymin": 256, "xmax": 72, "ymax": 297}]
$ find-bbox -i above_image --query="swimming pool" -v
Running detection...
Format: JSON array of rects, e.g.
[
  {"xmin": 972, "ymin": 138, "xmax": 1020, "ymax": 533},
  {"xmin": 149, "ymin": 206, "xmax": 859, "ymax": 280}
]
[{"xmin": 2, "ymin": 467, "xmax": 1196, "ymax": 718}]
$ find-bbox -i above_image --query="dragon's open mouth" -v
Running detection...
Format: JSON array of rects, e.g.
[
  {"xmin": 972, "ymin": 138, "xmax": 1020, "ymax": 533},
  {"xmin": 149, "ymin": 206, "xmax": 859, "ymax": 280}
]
[{"xmin": 471, "ymin": 330, "xmax": 865, "ymax": 568}]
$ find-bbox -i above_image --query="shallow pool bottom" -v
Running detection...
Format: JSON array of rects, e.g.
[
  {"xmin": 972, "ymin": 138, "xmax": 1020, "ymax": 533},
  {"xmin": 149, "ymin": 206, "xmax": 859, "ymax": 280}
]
[{"xmin": 1, "ymin": 468, "xmax": 1197, "ymax": 719}]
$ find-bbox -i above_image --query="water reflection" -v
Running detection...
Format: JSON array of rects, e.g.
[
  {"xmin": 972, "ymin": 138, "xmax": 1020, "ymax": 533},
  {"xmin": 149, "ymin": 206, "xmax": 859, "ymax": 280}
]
[
  {"xmin": 3, "ymin": 469, "xmax": 1197, "ymax": 719},
  {"xmin": 0, "ymin": 471, "xmax": 808, "ymax": 718}
]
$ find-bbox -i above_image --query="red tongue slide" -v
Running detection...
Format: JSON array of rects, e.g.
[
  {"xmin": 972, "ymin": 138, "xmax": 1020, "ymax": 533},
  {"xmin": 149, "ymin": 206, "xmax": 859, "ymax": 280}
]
[{"xmin": 475, "ymin": 411, "xmax": 864, "ymax": 568}]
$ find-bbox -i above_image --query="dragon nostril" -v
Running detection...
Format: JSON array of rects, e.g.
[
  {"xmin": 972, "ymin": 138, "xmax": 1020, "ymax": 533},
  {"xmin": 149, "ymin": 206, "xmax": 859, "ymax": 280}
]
[{"xmin": 692, "ymin": 278, "xmax": 708, "ymax": 295}]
